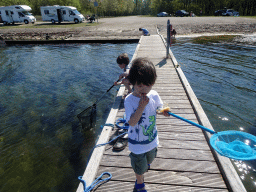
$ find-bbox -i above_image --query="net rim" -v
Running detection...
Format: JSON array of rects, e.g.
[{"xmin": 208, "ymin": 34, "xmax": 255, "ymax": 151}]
[{"xmin": 210, "ymin": 130, "xmax": 256, "ymax": 160}]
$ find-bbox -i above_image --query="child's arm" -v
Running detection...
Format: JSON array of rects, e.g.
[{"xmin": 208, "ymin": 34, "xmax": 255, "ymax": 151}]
[
  {"xmin": 114, "ymin": 81, "xmax": 122, "ymax": 86},
  {"xmin": 119, "ymin": 71, "xmax": 129, "ymax": 79},
  {"xmin": 114, "ymin": 76, "xmax": 126, "ymax": 86},
  {"xmin": 128, "ymin": 95, "xmax": 149, "ymax": 126},
  {"xmin": 114, "ymin": 71, "xmax": 129, "ymax": 86}
]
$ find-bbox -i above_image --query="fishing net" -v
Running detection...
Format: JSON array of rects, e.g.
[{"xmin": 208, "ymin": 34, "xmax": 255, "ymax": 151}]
[
  {"xmin": 161, "ymin": 108, "xmax": 256, "ymax": 160},
  {"xmin": 77, "ymin": 80, "xmax": 120, "ymax": 130},
  {"xmin": 210, "ymin": 130, "xmax": 256, "ymax": 160},
  {"xmin": 77, "ymin": 105, "xmax": 96, "ymax": 130}
]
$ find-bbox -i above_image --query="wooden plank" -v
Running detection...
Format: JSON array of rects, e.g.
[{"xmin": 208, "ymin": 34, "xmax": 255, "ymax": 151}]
[
  {"xmin": 96, "ymin": 167, "xmax": 227, "ymax": 189},
  {"xmin": 156, "ymin": 90, "xmax": 187, "ymax": 94},
  {"xmin": 157, "ymin": 120, "xmax": 202, "ymax": 126},
  {"xmin": 93, "ymin": 180, "xmax": 228, "ymax": 192},
  {"xmin": 157, "ymin": 113, "xmax": 197, "ymax": 120},
  {"xmin": 154, "ymin": 87, "xmax": 186, "ymax": 91},
  {"xmin": 158, "ymin": 132, "xmax": 206, "ymax": 141},
  {"xmin": 159, "ymin": 139, "xmax": 211, "ymax": 150},
  {"xmin": 91, "ymin": 180, "xmax": 228, "ymax": 192},
  {"xmin": 100, "ymin": 155, "xmax": 221, "ymax": 174},
  {"xmin": 104, "ymin": 147, "xmax": 214, "ymax": 161},
  {"xmin": 157, "ymin": 124, "xmax": 204, "ymax": 132}
]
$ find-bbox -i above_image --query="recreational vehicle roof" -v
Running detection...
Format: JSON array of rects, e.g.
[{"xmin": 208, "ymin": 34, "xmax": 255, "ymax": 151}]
[
  {"xmin": 41, "ymin": 5, "xmax": 77, "ymax": 10},
  {"xmin": 15, "ymin": 5, "xmax": 32, "ymax": 11},
  {"xmin": 0, "ymin": 5, "xmax": 32, "ymax": 11}
]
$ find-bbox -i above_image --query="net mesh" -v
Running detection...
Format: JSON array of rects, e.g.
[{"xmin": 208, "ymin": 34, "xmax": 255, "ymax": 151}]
[
  {"xmin": 210, "ymin": 130, "xmax": 256, "ymax": 160},
  {"xmin": 77, "ymin": 106, "xmax": 97, "ymax": 130}
]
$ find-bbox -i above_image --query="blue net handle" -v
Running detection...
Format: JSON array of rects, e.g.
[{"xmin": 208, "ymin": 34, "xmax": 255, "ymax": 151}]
[{"xmin": 167, "ymin": 112, "xmax": 216, "ymax": 135}]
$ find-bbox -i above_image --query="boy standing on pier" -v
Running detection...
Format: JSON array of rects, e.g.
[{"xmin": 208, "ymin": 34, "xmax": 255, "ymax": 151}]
[
  {"xmin": 124, "ymin": 57, "xmax": 169, "ymax": 192},
  {"xmin": 114, "ymin": 53, "xmax": 132, "ymax": 96}
]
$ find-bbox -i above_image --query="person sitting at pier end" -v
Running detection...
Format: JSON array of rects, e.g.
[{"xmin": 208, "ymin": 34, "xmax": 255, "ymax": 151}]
[
  {"xmin": 114, "ymin": 53, "xmax": 132, "ymax": 96},
  {"xmin": 171, "ymin": 29, "xmax": 176, "ymax": 38},
  {"xmin": 124, "ymin": 57, "xmax": 169, "ymax": 192},
  {"xmin": 139, "ymin": 28, "xmax": 150, "ymax": 36}
]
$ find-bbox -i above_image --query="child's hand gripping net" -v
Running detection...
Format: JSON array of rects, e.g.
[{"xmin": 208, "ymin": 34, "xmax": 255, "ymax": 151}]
[{"xmin": 157, "ymin": 107, "xmax": 171, "ymax": 116}]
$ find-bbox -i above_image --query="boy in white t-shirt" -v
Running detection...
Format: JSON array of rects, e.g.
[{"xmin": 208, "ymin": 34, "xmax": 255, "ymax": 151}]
[{"xmin": 124, "ymin": 57, "xmax": 169, "ymax": 192}]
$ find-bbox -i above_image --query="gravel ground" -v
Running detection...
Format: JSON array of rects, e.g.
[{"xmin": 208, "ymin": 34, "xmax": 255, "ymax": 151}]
[{"xmin": 0, "ymin": 16, "xmax": 256, "ymax": 41}]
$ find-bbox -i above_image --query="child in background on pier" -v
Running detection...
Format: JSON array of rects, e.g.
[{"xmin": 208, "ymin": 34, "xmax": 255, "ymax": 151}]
[
  {"xmin": 124, "ymin": 57, "xmax": 169, "ymax": 192},
  {"xmin": 139, "ymin": 28, "xmax": 150, "ymax": 36},
  {"xmin": 114, "ymin": 53, "xmax": 132, "ymax": 96}
]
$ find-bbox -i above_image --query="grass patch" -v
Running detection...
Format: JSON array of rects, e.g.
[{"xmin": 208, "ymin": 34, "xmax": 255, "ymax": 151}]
[
  {"xmin": 240, "ymin": 16, "xmax": 256, "ymax": 19},
  {"xmin": 35, "ymin": 15, "xmax": 42, "ymax": 22},
  {"xmin": 192, "ymin": 35, "xmax": 238, "ymax": 44},
  {"xmin": 0, "ymin": 21, "xmax": 99, "ymax": 29},
  {"xmin": 139, "ymin": 15, "xmax": 154, "ymax": 17}
]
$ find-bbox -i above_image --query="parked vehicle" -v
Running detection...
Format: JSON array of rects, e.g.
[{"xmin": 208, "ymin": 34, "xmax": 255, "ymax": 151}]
[
  {"xmin": 40, "ymin": 5, "xmax": 85, "ymax": 24},
  {"xmin": 214, "ymin": 10, "xmax": 225, "ymax": 16},
  {"xmin": 0, "ymin": 5, "xmax": 36, "ymax": 25},
  {"xmin": 222, "ymin": 9, "xmax": 239, "ymax": 16},
  {"xmin": 175, "ymin": 10, "xmax": 189, "ymax": 17},
  {"xmin": 157, "ymin": 12, "xmax": 168, "ymax": 17},
  {"xmin": 233, "ymin": 11, "xmax": 240, "ymax": 16}
]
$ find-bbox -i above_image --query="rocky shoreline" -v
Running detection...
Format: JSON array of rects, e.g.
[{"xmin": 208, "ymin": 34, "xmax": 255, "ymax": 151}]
[
  {"xmin": 0, "ymin": 16, "xmax": 256, "ymax": 41},
  {"xmin": 0, "ymin": 28, "xmax": 80, "ymax": 41}
]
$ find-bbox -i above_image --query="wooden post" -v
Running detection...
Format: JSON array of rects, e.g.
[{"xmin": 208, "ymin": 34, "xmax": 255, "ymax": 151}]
[{"xmin": 167, "ymin": 20, "xmax": 170, "ymax": 58}]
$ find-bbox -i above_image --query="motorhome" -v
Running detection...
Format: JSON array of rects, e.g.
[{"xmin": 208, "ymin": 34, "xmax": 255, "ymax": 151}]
[
  {"xmin": 40, "ymin": 5, "xmax": 85, "ymax": 24},
  {"xmin": 0, "ymin": 5, "xmax": 36, "ymax": 25}
]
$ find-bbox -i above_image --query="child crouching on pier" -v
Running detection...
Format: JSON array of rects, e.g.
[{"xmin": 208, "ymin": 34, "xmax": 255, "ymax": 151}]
[
  {"xmin": 124, "ymin": 57, "xmax": 169, "ymax": 192},
  {"xmin": 114, "ymin": 53, "xmax": 132, "ymax": 96}
]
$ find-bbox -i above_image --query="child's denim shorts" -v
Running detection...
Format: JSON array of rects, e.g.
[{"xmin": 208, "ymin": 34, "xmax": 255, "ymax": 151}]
[{"xmin": 129, "ymin": 147, "xmax": 158, "ymax": 175}]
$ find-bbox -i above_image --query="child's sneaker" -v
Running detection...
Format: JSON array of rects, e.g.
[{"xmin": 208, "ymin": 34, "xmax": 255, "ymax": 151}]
[{"xmin": 133, "ymin": 180, "xmax": 147, "ymax": 192}]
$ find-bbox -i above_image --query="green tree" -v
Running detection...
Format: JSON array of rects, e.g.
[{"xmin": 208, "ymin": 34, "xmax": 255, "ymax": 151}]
[
  {"xmin": 101, "ymin": 0, "xmax": 119, "ymax": 16},
  {"xmin": 0, "ymin": 0, "xmax": 255, "ymax": 19},
  {"xmin": 150, "ymin": 0, "xmax": 161, "ymax": 15}
]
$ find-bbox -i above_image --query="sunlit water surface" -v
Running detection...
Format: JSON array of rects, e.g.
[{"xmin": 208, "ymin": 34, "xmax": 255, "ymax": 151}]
[
  {"xmin": 171, "ymin": 38, "xmax": 256, "ymax": 192},
  {"xmin": 0, "ymin": 43, "xmax": 137, "ymax": 192},
  {"xmin": 1, "ymin": 39, "xmax": 256, "ymax": 192}
]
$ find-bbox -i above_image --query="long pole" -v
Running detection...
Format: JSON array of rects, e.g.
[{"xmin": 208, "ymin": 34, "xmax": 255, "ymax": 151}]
[{"xmin": 167, "ymin": 112, "xmax": 216, "ymax": 134}]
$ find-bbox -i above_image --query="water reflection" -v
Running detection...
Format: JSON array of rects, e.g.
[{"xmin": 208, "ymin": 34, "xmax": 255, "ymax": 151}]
[
  {"xmin": 0, "ymin": 43, "xmax": 137, "ymax": 192},
  {"xmin": 171, "ymin": 38, "xmax": 256, "ymax": 192}
]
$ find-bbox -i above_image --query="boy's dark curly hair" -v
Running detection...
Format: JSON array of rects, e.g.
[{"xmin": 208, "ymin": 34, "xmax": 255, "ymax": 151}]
[
  {"xmin": 117, "ymin": 53, "xmax": 129, "ymax": 65},
  {"xmin": 128, "ymin": 57, "xmax": 157, "ymax": 86}
]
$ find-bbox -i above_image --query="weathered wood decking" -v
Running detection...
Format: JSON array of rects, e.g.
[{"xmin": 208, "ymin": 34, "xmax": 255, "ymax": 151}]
[{"xmin": 77, "ymin": 35, "xmax": 246, "ymax": 192}]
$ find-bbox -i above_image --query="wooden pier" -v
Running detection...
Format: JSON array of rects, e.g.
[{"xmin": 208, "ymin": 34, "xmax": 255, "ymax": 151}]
[{"xmin": 77, "ymin": 35, "xmax": 246, "ymax": 192}]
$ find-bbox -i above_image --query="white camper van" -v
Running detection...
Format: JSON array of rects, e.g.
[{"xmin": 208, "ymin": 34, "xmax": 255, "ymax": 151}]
[
  {"xmin": 40, "ymin": 5, "xmax": 85, "ymax": 24},
  {"xmin": 0, "ymin": 5, "xmax": 36, "ymax": 25}
]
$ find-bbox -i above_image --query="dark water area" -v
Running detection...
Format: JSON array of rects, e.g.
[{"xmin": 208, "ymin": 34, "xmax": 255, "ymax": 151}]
[
  {"xmin": 0, "ymin": 43, "xmax": 137, "ymax": 192},
  {"xmin": 171, "ymin": 38, "xmax": 256, "ymax": 192},
  {"xmin": 1, "ymin": 38, "xmax": 255, "ymax": 192}
]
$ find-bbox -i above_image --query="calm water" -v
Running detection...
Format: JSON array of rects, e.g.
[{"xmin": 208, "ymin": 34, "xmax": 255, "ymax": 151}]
[
  {"xmin": 171, "ymin": 38, "xmax": 256, "ymax": 192},
  {"xmin": 0, "ymin": 43, "xmax": 137, "ymax": 192},
  {"xmin": 1, "ymin": 39, "xmax": 255, "ymax": 192}
]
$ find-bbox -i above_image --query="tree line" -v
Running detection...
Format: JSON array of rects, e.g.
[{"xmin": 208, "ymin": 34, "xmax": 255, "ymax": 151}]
[{"xmin": 0, "ymin": 0, "xmax": 255, "ymax": 16}]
